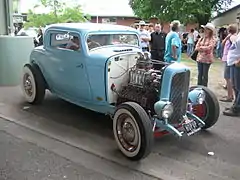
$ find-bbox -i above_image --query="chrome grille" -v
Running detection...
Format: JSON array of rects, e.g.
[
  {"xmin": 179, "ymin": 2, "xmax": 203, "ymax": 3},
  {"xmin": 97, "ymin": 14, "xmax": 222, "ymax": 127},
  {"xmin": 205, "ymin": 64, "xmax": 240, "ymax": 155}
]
[{"xmin": 169, "ymin": 71, "xmax": 190, "ymax": 123}]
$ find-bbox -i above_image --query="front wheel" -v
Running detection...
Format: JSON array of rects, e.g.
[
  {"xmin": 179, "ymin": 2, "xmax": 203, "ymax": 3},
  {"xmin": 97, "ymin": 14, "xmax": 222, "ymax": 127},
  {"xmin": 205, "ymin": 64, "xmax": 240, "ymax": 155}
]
[
  {"xmin": 190, "ymin": 86, "xmax": 220, "ymax": 129},
  {"xmin": 113, "ymin": 102, "xmax": 154, "ymax": 161}
]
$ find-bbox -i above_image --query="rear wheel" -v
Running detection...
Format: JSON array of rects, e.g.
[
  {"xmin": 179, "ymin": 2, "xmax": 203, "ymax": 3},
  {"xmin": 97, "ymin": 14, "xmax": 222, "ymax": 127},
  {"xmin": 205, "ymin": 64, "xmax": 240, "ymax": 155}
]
[
  {"xmin": 190, "ymin": 86, "xmax": 220, "ymax": 129},
  {"xmin": 113, "ymin": 102, "xmax": 153, "ymax": 161},
  {"xmin": 21, "ymin": 64, "xmax": 45, "ymax": 104}
]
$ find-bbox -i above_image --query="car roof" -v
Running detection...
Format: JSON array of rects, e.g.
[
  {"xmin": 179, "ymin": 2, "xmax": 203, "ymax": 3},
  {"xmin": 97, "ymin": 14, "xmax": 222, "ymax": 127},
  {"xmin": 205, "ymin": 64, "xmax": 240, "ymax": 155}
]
[{"xmin": 46, "ymin": 23, "xmax": 137, "ymax": 33}]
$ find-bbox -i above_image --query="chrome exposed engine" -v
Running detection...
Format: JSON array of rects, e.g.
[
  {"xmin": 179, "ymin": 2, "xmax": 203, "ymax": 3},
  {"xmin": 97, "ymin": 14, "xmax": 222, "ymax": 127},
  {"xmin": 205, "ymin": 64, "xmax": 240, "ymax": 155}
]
[{"xmin": 117, "ymin": 52, "xmax": 166, "ymax": 113}]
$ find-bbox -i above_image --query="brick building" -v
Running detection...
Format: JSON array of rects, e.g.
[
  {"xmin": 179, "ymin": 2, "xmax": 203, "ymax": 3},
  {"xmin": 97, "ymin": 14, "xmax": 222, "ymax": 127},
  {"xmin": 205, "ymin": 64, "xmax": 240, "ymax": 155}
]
[{"xmin": 89, "ymin": 15, "xmax": 198, "ymax": 33}]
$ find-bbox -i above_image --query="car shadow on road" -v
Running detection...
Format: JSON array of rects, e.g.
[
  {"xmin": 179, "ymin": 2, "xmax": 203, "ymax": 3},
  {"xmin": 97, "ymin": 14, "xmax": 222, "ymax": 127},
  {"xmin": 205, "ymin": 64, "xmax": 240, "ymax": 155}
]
[
  {"xmin": 21, "ymin": 94, "xmax": 222, "ymax": 152},
  {"xmin": 19, "ymin": 93, "xmax": 114, "ymax": 139}
]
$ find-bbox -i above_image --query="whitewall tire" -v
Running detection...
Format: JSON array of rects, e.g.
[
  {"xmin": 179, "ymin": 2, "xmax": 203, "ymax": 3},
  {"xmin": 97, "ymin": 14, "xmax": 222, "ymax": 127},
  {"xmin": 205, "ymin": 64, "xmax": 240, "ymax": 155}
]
[
  {"xmin": 21, "ymin": 64, "xmax": 45, "ymax": 104},
  {"xmin": 113, "ymin": 102, "xmax": 153, "ymax": 161}
]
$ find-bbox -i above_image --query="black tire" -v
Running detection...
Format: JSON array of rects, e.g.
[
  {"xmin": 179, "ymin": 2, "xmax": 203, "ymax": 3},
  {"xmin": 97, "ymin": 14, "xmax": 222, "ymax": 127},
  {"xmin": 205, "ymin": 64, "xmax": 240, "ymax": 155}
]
[
  {"xmin": 190, "ymin": 85, "xmax": 220, "ymax": 129},
  {"xmin": 113, "ymin": 102, "xmax": 154, "ymax": 161},
  {"xmin": 21, "ymin": 64, "xmax": 46, "ymax": 104}
]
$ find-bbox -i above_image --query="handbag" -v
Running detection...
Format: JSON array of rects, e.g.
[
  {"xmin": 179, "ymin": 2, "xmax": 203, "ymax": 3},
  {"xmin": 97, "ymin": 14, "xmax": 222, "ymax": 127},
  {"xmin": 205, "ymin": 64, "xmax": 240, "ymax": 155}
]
[
  {"xmin": 190, "ymin": 37, "xmax": 203, "ymax": 61},
  {"xmin": 190, "ymin": 50, "xmax": 198, "ymax": 61}
]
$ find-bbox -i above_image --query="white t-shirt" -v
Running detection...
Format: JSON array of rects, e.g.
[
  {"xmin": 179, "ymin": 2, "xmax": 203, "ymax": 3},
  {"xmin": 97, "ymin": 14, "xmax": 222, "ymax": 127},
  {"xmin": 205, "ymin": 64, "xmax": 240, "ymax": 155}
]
[
  {"xmin": 139, "ymin": 29, "xmax": 151, "ymax": 48},
  {"xmin": 227, "ymin": 34, "xmax": 240, "ymax": 66},
  {"xmin": 193, "ymin": 30, "xmax": 199, "ymax": 42}
]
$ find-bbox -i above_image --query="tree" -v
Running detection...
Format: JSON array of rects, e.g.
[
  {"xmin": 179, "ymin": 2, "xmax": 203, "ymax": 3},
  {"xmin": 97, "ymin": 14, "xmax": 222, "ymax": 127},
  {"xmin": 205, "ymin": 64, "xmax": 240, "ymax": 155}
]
[
  {"xmin": 129, "ymin": 0, "xmax": 233, "ymax": 25},
  {"xmin": 24, "ymin": 0, "xmax": 90, "ymax": 28}
]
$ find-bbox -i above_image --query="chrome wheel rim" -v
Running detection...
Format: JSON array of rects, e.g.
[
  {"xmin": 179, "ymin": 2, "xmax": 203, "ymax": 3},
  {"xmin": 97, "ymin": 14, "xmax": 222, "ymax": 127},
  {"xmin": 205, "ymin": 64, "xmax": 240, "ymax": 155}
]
[
  {"xmin": 116, "ymin": 113, "xmax": 139, "ymax": 152},
  {"xmin": 23, "ymin": 73, "xmax": 33, "ymax": 97}
]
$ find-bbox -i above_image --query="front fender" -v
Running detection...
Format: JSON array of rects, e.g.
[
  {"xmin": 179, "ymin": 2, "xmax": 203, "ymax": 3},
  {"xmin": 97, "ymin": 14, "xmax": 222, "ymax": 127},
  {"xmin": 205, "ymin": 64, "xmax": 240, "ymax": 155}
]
[{"xmin": 188, "ymin": 87, "xmax": 205, "ymax": 105}]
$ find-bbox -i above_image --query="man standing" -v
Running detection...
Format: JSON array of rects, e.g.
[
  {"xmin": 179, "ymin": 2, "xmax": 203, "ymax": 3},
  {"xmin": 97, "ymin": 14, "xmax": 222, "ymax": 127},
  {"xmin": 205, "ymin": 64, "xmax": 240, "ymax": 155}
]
[
  {"xmin": 223, "ymin": 33, "xmax": 240, "ymax": 117},
  {"xmin": 164, "ymin": 20, "xmax": 182, "ymax": 63},
  {"xmin": 149, "ymin": 23, "xmax": 166, "ymax": 69},
  {"xmin": 138, "ymin": 21, "xmax": 151, "ymax": 52}
]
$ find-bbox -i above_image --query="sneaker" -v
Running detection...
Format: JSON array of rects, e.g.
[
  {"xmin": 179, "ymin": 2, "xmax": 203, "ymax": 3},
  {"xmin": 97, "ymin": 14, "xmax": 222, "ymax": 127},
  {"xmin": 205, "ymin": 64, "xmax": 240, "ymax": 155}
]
[{"xmin": 223, "ymin": 107, "xmax": 240, "ymax": 117}]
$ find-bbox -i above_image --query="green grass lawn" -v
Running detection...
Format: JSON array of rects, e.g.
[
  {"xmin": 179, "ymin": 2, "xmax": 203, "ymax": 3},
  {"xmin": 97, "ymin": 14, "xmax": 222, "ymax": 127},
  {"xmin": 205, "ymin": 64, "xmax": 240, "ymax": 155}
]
[{"xmin": 180, "ymin": 53, "xmax": 225, "ymax": 97}]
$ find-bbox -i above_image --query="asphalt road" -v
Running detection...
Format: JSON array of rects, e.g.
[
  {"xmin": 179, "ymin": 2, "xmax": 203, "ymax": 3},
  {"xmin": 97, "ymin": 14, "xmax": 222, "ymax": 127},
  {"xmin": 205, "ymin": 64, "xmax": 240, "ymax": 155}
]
[
  {"xmin": 0, "ymin": 130, "xmax": 114, "ymax": 180},
  {"xmin": 0, "ymin": 86, "xmax": 239, "ymax": 180}
]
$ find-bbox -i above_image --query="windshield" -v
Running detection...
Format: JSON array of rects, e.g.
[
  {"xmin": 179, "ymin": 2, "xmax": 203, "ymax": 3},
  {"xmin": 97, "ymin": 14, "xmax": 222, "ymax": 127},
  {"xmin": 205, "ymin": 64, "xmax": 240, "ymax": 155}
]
[{"xmin": 86, "ymin": 33, "xmax": 139, "ymax": 50}]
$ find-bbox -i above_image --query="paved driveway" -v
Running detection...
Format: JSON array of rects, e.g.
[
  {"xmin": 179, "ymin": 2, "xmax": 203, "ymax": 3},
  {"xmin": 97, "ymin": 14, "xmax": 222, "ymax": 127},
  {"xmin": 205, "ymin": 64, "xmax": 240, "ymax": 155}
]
[{"xmin": 0, "ymin": 86, "xmax": 239, "ymax": 180}]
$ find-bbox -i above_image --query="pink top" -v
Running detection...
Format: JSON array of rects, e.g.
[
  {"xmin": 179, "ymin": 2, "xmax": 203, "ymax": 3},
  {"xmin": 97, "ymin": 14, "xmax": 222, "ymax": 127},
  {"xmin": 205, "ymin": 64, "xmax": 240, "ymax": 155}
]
[
  {"xmin": 196, "ymin": 37, "xmax": 216, "ymax": 64},
  {"xmin": 222, "ymin": 39, "xmax": 232, "ymax": 62}
]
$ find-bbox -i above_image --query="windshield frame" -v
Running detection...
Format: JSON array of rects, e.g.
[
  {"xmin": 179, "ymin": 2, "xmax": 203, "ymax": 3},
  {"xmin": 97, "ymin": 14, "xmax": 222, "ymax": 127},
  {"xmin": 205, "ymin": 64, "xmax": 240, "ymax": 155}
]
[{"xmin": 84, "ymin": 31, "xmax": 140, "ymax": 51}]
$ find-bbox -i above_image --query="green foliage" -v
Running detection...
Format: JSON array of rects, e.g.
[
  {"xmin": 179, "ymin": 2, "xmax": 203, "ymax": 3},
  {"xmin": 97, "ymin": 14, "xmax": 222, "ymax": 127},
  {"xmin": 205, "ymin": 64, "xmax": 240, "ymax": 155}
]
[
  {"xmin": 129, "ymin": 0, "xmax": 233, "ymax": 25},
  {"xmin": 24, "ymin": 0, "xmax": 90, "ymax": 28}
]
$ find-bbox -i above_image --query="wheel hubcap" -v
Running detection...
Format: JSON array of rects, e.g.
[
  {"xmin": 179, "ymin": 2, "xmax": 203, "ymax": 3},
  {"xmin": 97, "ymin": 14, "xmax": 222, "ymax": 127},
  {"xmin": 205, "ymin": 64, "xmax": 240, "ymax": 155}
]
[
  {"xmin": 116, "ymin": 114, "xmax": 139, "ymax": 152},
  {"xmin": 23, "ymin": 74, "xmax": 33, "ymax": 96}
]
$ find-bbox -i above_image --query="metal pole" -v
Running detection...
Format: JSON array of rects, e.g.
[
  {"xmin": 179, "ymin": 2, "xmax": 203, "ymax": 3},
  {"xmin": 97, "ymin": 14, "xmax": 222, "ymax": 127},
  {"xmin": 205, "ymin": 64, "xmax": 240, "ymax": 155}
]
[
  {"xmin": 3, "ymin": 0, "xmax": 13, "ymax": 35},
  {"xmin": 4, "ymin": 0, "xmax": 10, "ymax": 34}
]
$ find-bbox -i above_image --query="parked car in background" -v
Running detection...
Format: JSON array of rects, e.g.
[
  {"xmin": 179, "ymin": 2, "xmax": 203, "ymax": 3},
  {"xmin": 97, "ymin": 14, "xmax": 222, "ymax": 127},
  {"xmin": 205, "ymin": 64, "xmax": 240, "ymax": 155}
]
[
  {"xmin": 16, "ymin": 27, "xmax": 38, "ymax": 38},
  {"xmin": 20, "ymin": 23, "xmax": 220, "ymax": 161}
]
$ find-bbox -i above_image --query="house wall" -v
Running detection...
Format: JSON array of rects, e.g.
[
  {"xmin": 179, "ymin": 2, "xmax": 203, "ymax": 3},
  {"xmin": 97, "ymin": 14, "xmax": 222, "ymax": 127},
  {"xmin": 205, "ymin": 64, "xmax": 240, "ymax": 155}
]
[{"xmin": 211, "ymin": 7, "xmax": 240, "ymax": 27}]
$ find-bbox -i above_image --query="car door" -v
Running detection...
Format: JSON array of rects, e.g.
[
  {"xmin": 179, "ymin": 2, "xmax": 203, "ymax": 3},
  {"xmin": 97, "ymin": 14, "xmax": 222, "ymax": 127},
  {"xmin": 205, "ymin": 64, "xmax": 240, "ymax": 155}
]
[{"xmin": 45, "ymin": 30, "xmax": 91, "ymax": 101}]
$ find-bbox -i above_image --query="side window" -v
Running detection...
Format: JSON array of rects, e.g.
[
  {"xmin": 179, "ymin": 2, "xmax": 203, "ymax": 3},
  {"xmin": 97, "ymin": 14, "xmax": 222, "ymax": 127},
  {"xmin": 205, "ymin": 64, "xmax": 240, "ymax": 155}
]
[{"xmin": 50, "ymin": 32, "xmax": 81, "ymax": 51}]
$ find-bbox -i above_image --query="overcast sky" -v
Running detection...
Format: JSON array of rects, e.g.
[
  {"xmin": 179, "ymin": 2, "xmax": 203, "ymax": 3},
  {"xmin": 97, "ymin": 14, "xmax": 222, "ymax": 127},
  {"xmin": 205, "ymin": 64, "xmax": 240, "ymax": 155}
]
[{"xmin": 19, "ymin": 0, "xmax": 240, "ymax": 16}]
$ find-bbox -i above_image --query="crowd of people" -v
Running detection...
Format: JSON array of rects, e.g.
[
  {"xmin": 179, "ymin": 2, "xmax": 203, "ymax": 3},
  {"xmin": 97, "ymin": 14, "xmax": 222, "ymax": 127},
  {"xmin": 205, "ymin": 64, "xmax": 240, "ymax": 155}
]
[
  {"xmin": 217, "ymin": 24, "xmax": 240, "ymax": 117},
  {"xmin": 133, "ymin": 20, "xmax": 240, "ymax": 117}
]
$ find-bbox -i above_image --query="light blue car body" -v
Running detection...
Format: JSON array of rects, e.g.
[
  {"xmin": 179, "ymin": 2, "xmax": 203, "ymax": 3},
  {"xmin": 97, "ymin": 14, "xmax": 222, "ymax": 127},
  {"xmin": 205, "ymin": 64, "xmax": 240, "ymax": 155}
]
[{"xmin": 29, "ymin": 23, "xmax": 204, "ymax": 135}]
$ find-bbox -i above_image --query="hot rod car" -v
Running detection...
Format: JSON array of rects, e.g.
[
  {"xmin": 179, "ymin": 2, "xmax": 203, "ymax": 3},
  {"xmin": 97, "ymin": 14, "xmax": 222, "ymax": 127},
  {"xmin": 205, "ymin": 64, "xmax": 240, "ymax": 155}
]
[{"xmin": 21, "ymin": 23, "xmax": 220, "ymax": 161}]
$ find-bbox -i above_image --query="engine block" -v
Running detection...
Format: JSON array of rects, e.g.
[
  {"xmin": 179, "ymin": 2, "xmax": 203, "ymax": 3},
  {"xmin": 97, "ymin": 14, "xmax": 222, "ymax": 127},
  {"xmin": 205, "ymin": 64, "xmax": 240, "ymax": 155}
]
[
  {"xmin": 129, "ymin": 69, "xmax": 149, "ymax": 87},
  {"xmin": 117, "ymin": 84, "xmax": 159, "ymax": 113},
  {"xmin": 117, "ymin": 64, "xmax": 162, "ymax": 112}
]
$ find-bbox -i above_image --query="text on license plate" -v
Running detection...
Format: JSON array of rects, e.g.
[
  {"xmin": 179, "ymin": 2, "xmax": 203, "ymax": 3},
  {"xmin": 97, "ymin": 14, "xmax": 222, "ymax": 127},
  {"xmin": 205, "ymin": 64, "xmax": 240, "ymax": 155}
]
[{"xmin": 183, "ymin": 120, "xmax": 201, "ymax": 136}]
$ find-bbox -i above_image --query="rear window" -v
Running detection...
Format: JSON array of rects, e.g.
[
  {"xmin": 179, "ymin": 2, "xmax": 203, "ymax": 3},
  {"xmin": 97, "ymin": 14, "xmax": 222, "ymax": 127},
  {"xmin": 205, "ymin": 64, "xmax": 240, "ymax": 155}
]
[
  {"xmin": 50, "ymin": 33, "xmax": 71, "ymax": 47},
  {"xmin": 49, "ymin": 31, "xmax": 81, "ymax": 51}
]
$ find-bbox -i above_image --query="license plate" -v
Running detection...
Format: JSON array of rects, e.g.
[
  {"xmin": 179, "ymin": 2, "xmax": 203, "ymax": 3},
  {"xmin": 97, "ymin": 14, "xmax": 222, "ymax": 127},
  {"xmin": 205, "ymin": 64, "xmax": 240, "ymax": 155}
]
[{"xmin": 183, "ymin": 120, "xmax": 201, "ymax": 136}]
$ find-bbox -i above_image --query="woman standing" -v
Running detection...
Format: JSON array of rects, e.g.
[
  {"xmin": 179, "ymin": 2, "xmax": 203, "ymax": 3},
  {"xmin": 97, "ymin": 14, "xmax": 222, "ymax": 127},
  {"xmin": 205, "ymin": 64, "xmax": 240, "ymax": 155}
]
[
  {"xmin": 219, "ymin": 24, "xmax": 237, "ymax": 102},
  {"xmin": 187, "ymin": 29, "xmax": 194, "ymax": 57},
  {"xmin": 195, "ymin": 23, "xmax": 216, "ymax": 87}
]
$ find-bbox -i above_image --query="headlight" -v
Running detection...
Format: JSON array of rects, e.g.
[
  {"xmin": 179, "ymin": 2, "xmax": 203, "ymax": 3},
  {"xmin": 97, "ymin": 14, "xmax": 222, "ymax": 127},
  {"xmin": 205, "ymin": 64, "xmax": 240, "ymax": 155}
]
[
  {"xmin": 162, "ymin": 103, "xmax": 174, "ymax": 119},
  {"xmin": 154, "ymin": 101, "xmax": 174, "ymax": 119},
  {"xmin": 197, "ymin": 91, "xmax": 205, "ymax": 104}
]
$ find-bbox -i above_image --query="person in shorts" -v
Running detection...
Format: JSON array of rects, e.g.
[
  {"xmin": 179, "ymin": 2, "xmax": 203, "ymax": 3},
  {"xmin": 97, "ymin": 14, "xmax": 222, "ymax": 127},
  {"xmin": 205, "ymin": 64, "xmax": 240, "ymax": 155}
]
[
  {"xmin": 223, "ymin": 33, "xmax": 240, "ymax": 117},
  {"xmin": 219, "ymin": 24, "xmax": 237, "ymax": 102}
]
